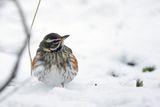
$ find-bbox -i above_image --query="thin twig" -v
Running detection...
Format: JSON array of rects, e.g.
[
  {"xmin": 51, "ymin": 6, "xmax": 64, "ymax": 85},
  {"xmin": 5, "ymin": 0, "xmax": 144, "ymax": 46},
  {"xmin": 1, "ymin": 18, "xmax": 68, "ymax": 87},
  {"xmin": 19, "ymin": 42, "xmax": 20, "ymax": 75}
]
[
  {"xmin": 28, "ymin": 0, "xmax": 42, "ymax": 75},
  {"xmin": 30, "ymin": 0, "xmax": 41, "ymax": 32}
]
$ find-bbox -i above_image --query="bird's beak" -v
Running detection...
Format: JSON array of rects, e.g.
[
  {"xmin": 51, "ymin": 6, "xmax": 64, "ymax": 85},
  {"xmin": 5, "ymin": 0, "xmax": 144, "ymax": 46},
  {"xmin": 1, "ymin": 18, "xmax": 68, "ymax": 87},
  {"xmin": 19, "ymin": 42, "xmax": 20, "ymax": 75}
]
[
  {"xmin": 61, "ymin": 35, "xmax": 69, "ymax": 42},
  {"xmin": 62, "ymin": 35, "xmax": 69, "ymax": 40}
]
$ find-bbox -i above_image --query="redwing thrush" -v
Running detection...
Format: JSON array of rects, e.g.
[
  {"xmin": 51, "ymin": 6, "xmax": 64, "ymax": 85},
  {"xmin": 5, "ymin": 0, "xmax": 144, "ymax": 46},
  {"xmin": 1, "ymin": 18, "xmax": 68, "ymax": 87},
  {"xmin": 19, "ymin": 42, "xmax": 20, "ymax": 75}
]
[{"xmin": 32, "ymin": 33, "xmax": 78, "ymax": 87}]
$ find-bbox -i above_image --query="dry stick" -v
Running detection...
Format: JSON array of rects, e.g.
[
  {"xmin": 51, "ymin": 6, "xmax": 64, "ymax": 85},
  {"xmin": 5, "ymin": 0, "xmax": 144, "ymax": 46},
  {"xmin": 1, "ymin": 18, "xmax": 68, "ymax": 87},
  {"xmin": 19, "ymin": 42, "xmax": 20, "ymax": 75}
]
[
  {"xmin": 0, "ymin": 0, "xmax": 42, "ymax": 102},
  {"xmin": 28, "ymin": 0, "xmax": 42, "ymax": 75}
]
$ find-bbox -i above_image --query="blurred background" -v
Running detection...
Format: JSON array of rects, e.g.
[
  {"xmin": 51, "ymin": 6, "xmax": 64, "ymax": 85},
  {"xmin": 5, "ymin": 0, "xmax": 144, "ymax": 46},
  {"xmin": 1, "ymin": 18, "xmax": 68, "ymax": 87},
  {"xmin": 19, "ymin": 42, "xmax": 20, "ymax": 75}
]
[{"xmin": 0, "ymin": 0, "xmax": 160, "ymax": 107}]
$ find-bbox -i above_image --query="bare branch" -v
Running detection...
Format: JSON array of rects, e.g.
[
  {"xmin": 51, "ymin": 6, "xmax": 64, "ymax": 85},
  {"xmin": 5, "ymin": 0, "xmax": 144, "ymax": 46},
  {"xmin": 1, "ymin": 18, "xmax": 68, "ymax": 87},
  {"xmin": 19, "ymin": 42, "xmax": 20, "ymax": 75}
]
[
  {"xmin": 0, "ymin": 0, "xmax": 30, "ymax": 93},
  {"xmin": 0, "ymin": 0, "xmax": 42, "ymax": 102}
]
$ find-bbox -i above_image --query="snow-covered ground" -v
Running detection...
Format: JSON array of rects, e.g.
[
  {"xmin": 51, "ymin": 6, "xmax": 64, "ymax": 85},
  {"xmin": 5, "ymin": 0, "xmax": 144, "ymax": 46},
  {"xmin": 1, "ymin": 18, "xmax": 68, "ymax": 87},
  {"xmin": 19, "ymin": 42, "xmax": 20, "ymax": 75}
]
[{"xmin": 0, "ymin": 0, "xmax": 160, "ymax": 106}]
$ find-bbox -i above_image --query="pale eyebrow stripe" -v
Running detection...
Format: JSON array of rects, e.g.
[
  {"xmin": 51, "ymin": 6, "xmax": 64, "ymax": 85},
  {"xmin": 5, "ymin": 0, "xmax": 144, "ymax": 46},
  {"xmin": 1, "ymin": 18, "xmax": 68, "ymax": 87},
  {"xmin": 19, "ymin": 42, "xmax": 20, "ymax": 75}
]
[{"xmin": 45, "ymin": 38, "xmax": 61, "ymax": 43}]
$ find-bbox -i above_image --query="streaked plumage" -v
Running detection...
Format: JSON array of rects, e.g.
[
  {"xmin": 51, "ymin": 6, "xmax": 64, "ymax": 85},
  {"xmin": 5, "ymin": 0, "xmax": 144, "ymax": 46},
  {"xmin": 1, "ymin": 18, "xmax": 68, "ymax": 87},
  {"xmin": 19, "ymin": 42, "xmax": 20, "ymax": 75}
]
[{"xmin": 32, "ymin": 33, "xmax": 78, "ymax": 86}]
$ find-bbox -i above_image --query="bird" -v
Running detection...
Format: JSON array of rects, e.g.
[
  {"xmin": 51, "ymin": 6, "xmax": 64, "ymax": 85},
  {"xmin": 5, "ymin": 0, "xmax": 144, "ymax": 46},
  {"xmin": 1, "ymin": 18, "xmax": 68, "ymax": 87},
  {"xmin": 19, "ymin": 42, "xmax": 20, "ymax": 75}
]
[{"xmin": 31, "ymin": 33, "xmax": 78, "ymax": 87}]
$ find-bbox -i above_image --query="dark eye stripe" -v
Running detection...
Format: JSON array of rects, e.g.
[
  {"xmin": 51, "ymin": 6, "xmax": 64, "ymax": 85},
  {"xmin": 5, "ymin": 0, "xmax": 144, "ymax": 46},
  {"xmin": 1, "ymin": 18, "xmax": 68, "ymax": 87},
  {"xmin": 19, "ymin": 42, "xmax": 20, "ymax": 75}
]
[
  {"xmin": 52, "ymin": 41, "xmax": 60, "ymax": 44},
  {"xmin": 53, "ymin": 40, "xmax": 60, "ymax": 43}
]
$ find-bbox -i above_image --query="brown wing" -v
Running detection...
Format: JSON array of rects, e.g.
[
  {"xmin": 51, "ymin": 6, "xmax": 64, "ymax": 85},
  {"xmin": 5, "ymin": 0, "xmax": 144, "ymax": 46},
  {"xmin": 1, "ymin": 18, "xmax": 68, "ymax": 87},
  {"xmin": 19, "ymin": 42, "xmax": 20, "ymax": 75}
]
[
  {"xmin": 70, "ymin": 54, "xmax": 78, "ymax": 72},
  {"xmin": 31, "ymin": 50, "xmax": 42, "ymax": 71},
  {"xmin": 64, "ymin": 45, "xmax": 78, "ymax": 71},
  {"xmin": 70, "ymin": 53, "xmax": 78, "ymax": 72}
]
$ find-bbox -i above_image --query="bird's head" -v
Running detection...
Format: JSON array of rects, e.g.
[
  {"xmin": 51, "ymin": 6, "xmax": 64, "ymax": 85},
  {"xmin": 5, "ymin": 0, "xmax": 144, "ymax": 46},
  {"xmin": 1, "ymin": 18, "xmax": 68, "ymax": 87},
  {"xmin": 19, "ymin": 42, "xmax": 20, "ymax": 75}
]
[{"xmin": 39, "ymin": 33, "xmax": 69, "ymax": 52}]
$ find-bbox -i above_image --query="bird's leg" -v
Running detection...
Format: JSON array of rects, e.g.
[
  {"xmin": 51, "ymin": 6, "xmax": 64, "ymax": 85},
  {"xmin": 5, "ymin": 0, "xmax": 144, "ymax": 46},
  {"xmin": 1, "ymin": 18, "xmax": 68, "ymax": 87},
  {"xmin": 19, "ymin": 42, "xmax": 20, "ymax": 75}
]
[{"xmin": 61, "ymin": 83, "xmax": 64, "ymax": 87}]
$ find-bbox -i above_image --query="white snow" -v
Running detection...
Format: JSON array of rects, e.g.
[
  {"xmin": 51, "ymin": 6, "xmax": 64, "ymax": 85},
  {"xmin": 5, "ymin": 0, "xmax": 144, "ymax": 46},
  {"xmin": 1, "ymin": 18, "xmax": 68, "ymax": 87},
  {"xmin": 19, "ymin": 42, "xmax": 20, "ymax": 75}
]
[{"xmin": 0, "ymin": 0, "xmax": 160, "ymax": 107}]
